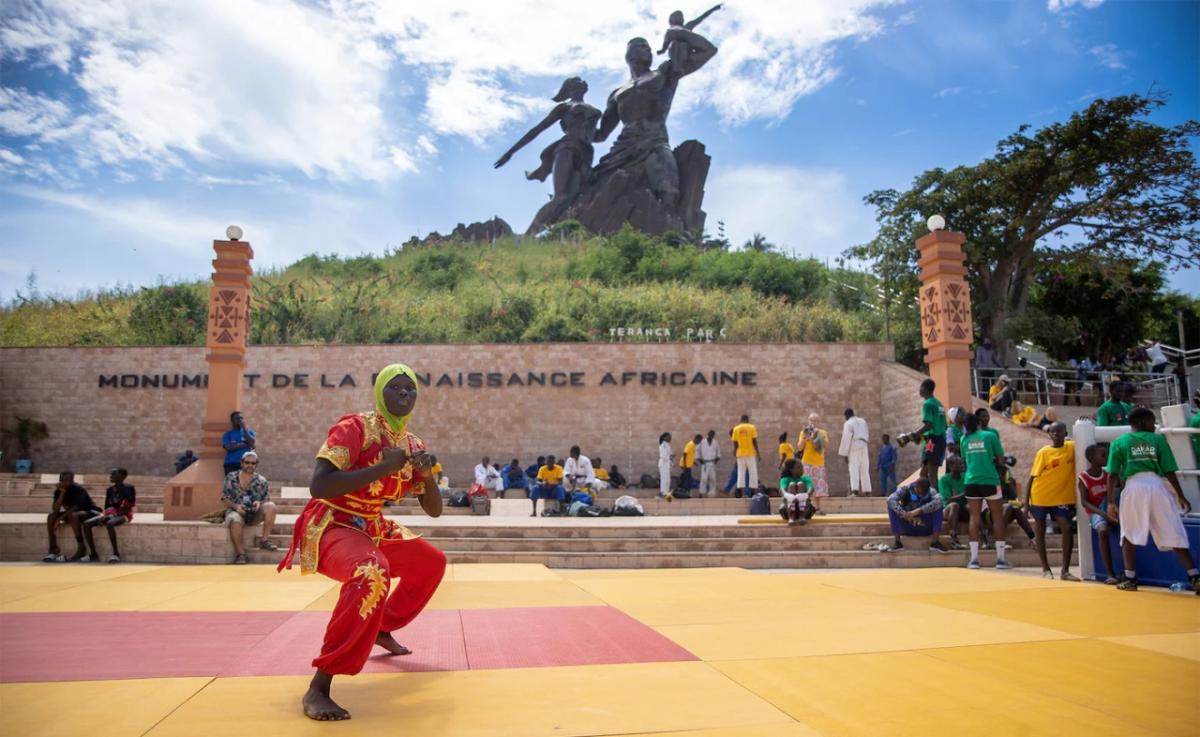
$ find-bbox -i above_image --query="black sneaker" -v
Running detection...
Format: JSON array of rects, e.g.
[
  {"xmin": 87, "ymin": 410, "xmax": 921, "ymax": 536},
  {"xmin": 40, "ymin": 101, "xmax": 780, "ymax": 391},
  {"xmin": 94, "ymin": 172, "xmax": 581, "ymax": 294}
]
[
  {"xmin": 929, "ymin": 540, "xmax": 949, "ymax": 554},
  {"xmin": 1190, "ymin": 575, "xmax": 1200, "ymax": 596},
  {"xmin": 889, "ymin": 541, "xmax": 904, "ymax": 552},
  {"xmin": 1116, "ymin": 577, "xmax": 1138, "ymax": 592}
]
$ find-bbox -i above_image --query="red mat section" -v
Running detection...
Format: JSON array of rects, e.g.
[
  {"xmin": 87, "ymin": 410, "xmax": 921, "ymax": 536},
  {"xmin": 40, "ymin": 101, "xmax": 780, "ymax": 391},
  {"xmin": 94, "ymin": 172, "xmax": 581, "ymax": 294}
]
[
  {"xmin": 461, "ymin": 606, "xmax": 697, "ymax": 670},
  {"xmin": 220, "ymin": 610, "xmax": 469, "ymax": 677},
  {"xmin": 0, "ymin": 607, "xmax": 695, "ymax": 682},
  {"xmin": 0, "ymin": 611, "xmax": 293, "ymax": 682}
]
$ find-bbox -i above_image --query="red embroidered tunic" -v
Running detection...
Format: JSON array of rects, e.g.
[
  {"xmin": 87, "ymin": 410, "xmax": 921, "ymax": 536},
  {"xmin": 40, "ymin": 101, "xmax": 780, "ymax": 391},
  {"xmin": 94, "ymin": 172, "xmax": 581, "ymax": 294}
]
[{"xmin": 278, "ymin": 411, "xmax": 427, "ymax": 575}]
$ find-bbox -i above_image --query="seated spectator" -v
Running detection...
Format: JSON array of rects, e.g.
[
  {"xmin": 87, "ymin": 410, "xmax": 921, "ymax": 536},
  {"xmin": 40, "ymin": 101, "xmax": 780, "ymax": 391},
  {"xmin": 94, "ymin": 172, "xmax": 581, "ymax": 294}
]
[
  {"xmin": 502, "ymin": 458, "xmax": 529, "ymax": 498},
  {"xmin": 428, "ymin": 455, "xmax": 449, "ymax": 492},
  {"xmin": 996, "ymin": 460, "xmax": 1037, "ymax": 547},
  {"xmin": 532, "ymin": 455, "xmax": 566, "ymax": 516},
  {"xmin": 884, "ymin": 478, "xmax": 947, "ymax": 553},
  {"xmin": 472, "ymin": 456, "xmax": 501, "ymax": 497},
  {"xmin": 1010, "ymin": 401, "xmax": 1035, "ymax": 426},
  {"xmin": 43, "ymin": 471, "xmax": 100, "ymax": 562},
  {"xmin": 1078, "ymin": 443, "xmax": 1118, "ymax": 585},
  {"xmin": 593, "ymin": 458, "xmax": 611, "ymax": 486},
  {"xmin": 82, "ymin": 468, "xmax": 136, "ymax": 563},
  {"xmin": 607, "ymin": 464, "xmax": 627, "ymax": 489},
  {"xmin": 174, "ymin": 449, "xmax": 197, "ymax": 474},
  {"xmin": 563, "ymin": 446, "xmax": 603, "ymax": 493},
  {"xmin": 221, "ymin": 451, "xmax": 278, "ymax": 564},
  {"xmin": 938, "ymin": 456, "xmax": 968, "ymax": 550},
  {"xmin": 490, "ymin": 463, "xmax": 505, "ymax": 494},
  {"xmin": 989, "ymin": 375, "xmax": 1015, "ymax": 414},
  {"xmin": 778, "ymin": 458, "xmax": 812, "ymax": 526},
  {"xmin": 526, "ymin": 455, "xmax": 546, "ymax": 489}
]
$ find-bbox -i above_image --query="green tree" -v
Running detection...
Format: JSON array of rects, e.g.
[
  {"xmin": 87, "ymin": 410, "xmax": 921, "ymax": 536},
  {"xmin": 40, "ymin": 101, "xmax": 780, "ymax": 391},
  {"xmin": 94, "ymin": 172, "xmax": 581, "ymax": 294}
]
[
  {"xmin": 127, "ymin": 284, "xmax": 207, "ymax": 345},
  {"xmin": 848, "ymin": 94, "xmax": 1200, "ymax": 362}
]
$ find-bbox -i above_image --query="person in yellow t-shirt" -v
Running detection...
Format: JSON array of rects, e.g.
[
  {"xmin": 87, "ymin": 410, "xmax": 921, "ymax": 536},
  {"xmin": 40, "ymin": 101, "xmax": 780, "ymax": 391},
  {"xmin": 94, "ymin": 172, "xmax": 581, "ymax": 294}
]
[
  {"xmin": 777, "ymin": 432, "xmax": 796, "ymax": 473},
  {"xmin": 678, "ymin": 433, "xmax": 700, "ymax": 494},
  {"xmin": 730, "ymin": 415, "xmax": 760, "ymax": 497},
  {"xmin": 1010, "ymin": 402, "xmax": 1035, "ymax": 426},
  {"xmin": 532, "ymin": 455, "xmax": 566, "ymax": 517},
  {"xmin": 593, "ymin": 458, "xmax": 610, "ymax": 483},
  {"xmin": 1024, "ymin": 422, "xmax": 1078, "ymax": 580},
  {"xmin": 797, "ymin": 413, "xmax": 829, "ymax": 512}
]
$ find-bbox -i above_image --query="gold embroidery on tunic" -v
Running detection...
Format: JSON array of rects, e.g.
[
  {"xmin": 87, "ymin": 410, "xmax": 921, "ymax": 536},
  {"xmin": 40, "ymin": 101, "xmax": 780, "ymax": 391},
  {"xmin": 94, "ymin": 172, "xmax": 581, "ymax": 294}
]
[
  {"xmin": 300, "ymin": 508, "xmax": 334, "ymax": 576},
  {"xmin": 315, "ymin": 443, "xmax": 351, "ymax": 470},
  {"xmin": 355, "ymin": 561, "xmax": 387, "ymax": 619},
  {"xmin": 359, "ymin": 412, "xmax": 383, "ymax": 450}
]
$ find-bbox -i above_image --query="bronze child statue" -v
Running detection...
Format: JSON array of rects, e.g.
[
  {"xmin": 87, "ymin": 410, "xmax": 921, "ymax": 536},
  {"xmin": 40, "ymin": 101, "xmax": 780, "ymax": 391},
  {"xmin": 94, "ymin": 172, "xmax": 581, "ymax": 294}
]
[{"xmin": 658, "ymin": 4, "xmax": 722, "ymax": 72}]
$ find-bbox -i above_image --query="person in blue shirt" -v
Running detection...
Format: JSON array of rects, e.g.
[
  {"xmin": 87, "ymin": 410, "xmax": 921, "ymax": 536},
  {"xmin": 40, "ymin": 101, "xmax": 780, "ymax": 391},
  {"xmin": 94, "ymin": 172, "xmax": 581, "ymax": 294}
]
[
  {"xmin": 221, "ymin": 411, "xmax": 257, "ymax": 475},
  {"xmin": 525, "ymin": 456, "xmax": 545, "ymax": 489},
  {"xmin": 502, "ymin": 458, "xmax": 529, "ymax": 498},
  {"xmin": 877, "ymin": 433, "xmax": 897, "ymax": 497}
]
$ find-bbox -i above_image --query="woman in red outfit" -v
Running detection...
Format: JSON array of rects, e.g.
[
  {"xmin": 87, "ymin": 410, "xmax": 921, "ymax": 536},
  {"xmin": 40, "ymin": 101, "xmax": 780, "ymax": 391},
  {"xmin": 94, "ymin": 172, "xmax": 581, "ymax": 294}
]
[{"xmin": 278, "ymin": 363, "xmax": 445, "ymax": 721}]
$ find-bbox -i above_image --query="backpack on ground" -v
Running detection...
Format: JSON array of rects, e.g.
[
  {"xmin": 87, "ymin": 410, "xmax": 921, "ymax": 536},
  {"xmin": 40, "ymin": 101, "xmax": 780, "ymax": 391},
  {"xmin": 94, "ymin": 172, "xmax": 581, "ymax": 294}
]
[
  {"xmin": 470, "ymin": 494, "xmax": 491, "ymax": 515},
  {"xmin": 639, "ymin": 473, "xmax": 658, "ymax": 489},
  {"xmin": 613, "ymin": 495, "xmax": 645, "ymax": 516},
  {"xmin": 749, "ymin": 492, "xmax": 771, "ymax": 515},
  {"xmin": 448, "ymin": 491, "xmax": 470, "ymax": 507}
]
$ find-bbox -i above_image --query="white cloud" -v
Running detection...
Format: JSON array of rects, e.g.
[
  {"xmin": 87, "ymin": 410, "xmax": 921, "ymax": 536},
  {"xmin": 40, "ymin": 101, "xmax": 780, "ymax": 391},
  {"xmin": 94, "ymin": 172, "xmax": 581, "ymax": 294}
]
[
  {"xmin": 1088, "ymin": 43, "xmax": 1127, "ymax": 70},
  {"xmin": 704, "ymin": 164, "xmax": 873, "ymax": 260},
  {"xmin": 1047, "ymin": 0, "xmax": 1104, "ymax": 12},
  {"xmin": 1, "ymin": 0, "xmax": 899, "ymax": 183},
  {"xmin": 937, "ymin": 87, "xmax": 963, "ymax": 97}
]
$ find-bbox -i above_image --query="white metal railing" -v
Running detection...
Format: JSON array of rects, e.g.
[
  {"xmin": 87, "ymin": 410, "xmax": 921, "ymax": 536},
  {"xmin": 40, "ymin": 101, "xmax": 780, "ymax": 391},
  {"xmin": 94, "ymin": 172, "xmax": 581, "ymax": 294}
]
[{"xmin": 971, "ymin": 367, "xmax": 1180, "ymax": 409}]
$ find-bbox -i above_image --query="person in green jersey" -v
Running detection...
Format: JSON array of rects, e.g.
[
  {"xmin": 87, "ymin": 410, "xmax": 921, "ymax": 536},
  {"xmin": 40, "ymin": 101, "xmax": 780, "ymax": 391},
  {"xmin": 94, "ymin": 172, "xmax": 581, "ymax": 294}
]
[
  {"xmin": 1095, "ymin": 381, "xmax": 1133, "ymax": 427},
  {"xmin": 899, "ymin": 379, "xmax": 947, "ymax": 487},
  {"xmin": 778, "ymin": 458, "xmax": 813, "ymax": 525},
  {"xmin": 938, "ymin": 455, "xmax": 968, "ymax": 549},
  {"xmin": 1189, "ymin": 391, "xmax": 1200, "ymax": 466},
  {"xmin": 960, "ymin": 412, "xmax": 1010, "ymax": 570},
  {"xmin": 1106, "ymin": 407, "xmax": 1198, "ymax": 593}
]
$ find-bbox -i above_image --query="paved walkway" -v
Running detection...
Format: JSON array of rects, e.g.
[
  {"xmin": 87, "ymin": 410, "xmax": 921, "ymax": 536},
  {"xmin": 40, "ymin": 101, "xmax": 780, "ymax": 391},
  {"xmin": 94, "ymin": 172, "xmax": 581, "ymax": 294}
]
[{"xmin": 2, "ymin": 562, "xmax": 1196, "ymax": 737}]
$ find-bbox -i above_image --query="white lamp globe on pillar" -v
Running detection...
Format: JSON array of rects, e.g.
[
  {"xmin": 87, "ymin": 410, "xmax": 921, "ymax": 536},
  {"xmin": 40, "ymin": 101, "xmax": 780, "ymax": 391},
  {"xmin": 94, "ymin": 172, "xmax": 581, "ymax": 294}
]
[
  {"xmin": 225, "ymin": 225, "xmax": 243, "ymax": 241},
  {"xmin": 926, "ymin": 214, "xmax": 946, "ymax": 232}
]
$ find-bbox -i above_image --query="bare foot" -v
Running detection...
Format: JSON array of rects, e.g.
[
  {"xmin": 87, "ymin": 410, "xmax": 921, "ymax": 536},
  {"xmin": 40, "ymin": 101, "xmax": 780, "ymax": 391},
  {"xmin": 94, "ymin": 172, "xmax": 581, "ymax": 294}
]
[
  {"xmin": 375, "ymin": 631, "xmax": 412, "ymax": 656},
  {"xmin": 302, "ymin": 687, "xmax": 350, "ymax": 721}
]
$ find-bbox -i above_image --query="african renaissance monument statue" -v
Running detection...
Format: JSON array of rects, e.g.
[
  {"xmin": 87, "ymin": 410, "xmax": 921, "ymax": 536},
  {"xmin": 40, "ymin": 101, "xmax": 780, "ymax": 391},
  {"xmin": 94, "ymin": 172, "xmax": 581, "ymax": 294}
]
[{"xmin": 495, "ymin": 14, "xmax": 718, "ymax": 236}]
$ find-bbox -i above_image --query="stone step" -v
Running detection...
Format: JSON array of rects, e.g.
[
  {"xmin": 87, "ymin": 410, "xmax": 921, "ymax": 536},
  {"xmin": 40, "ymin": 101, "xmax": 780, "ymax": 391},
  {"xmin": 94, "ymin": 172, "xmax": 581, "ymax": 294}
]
[{"xmin": 383, "ymin": 535, "xmax": 1056, "ymax": 554}]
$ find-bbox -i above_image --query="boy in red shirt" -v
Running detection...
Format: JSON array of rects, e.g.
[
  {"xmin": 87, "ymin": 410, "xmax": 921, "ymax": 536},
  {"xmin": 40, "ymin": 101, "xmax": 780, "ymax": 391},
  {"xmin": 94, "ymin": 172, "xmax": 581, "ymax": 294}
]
[{"xmin": 1078, "ymin": 443, "xmax": 1117, "ymax": 584}]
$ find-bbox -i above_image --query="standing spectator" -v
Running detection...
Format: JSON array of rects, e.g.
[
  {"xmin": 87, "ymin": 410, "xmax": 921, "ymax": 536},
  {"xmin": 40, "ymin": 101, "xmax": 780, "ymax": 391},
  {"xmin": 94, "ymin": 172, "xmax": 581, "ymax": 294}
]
[
  {"xmin": 1107, "ymin": 407, "xmax": 1199, "ymax": 593},
  {"xmin": 1145, "ymin": 340, "xmax": 1169, "ymax": 374},
  {"xmin": 900, "ymin": 379, "xmax": 947, "ymax": 488},
  {"xmin": 731, "ymin": 415, "xmax": 760, "ymax": 499},
  {"xmin": 532, "ymin": 455, "xmax": 565, "ymax": 516},
  {"xmin": 1078, "ymin": 444, "xmax": 1118, "ymax": 585},
  {"xmin": 797, "ymin": 414, "xmax": 828, "ymax": 512},
  {"xmin": 938, "ymin": 456, "xmax": 968, "ymax": 550},
  {"xmin": 174, "ymin": 449, "xmax": 197, "ymax": 474},
  {"xmin": 563, "ymin": 446, "xmax": 598, "ymax": 493},
  {"xmin": 82, "ymin": 468, "xmax": 135, "ymax": 563},
  {"xmin": 678, "ymin": 434, "xmax": 700, "ymax": 493},
  {"xmin": 777, "ymin": 432, "xmax": 795, "ymax": 473},
  {"xmin": 698, "ymin": 429, "xmax": 720, "ymax": 497},
  {"xmin": 960, "ymin": 413, "xmax": 1010, "ymax": 570},
  {"xmin": 1096, "ymin": 382, "xmax": 1132, "ymax": 427},
  {"xmin": 221, "ymin": 411, "xmax": 257, "ymax": 475},
  {"xmin": 946, "ymin": 407, "xmax": 967, "ymax": 457},
  {"xmin": 657, "ymin": 433, "xmax": 673, "ymax": 498},
  {"xmin": 1025, "ymin": 423, "xmax": 1078, "ymax": 580},
  {"xmin": 974, "ymin": 338, "xmax": 1003, "ymax": 396},
  {"xmin": 877, "ymin": 434, "xmax": 897, "ymax": 497},
  {"xmin": 43, "ymin": 471, "xmax": 100, "ymax": 562},
  {"xmin": 222, "ymin": 451, "xmax": 278, "ymax": 564},
  {"xmin": 883, "ymin": 479, "xmax": 947, "ymax": 553},
  {"xmin": 1170, "ymin": 362, "xmax": 1189, "ymax": 400},
  {"xmin": 838, "ymin": 408, "xmax": 871, "ymax": 496}
]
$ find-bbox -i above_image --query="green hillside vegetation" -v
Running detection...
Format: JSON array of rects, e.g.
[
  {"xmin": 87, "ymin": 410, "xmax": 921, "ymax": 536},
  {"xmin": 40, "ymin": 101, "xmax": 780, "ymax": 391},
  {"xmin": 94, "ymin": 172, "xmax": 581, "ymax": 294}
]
[{"xmin": 1, "ymin": 225, "xmax": 916, "ymax": 358}]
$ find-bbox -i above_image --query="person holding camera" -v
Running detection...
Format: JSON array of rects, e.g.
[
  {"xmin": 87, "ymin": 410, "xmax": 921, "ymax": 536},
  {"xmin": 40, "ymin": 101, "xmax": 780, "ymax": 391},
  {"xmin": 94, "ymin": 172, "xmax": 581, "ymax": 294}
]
[{"xmin": 221, "ymin": 451, "xmax": 278, "ymax": 564}]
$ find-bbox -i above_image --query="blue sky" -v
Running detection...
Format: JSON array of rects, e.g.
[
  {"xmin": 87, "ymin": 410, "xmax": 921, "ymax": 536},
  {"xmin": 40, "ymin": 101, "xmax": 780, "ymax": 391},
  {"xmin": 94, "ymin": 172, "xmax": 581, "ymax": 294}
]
[{"xmin": 0, "ymin": 0, "xmax": 1196, "ymax": 302}]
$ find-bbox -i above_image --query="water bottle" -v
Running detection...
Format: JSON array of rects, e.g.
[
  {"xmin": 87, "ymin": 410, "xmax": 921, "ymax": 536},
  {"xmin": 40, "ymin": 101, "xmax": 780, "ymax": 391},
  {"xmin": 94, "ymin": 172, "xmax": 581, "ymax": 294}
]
[{"xmin": 1168, "ymin": 582, "xmax": 1189, "ymax": 592}]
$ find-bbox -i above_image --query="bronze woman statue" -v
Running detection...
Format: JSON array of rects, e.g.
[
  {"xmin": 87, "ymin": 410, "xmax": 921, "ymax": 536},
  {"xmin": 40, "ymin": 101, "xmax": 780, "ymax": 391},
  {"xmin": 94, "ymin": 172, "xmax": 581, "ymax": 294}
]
[{"xmin": 494, "ymin": 76, "xmax": 601, "ymax": 234}]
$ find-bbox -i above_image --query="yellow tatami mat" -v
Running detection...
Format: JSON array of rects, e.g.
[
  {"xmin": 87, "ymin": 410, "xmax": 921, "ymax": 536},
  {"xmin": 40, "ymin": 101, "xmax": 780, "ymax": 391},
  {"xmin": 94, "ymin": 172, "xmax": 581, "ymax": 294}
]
[
  {"xmin": 143, "ymin": 662, "xmax": 793, "ymax": 737},
  {"xmin": 713, "ymin": 650, "xmax": 1163, "ymax": 737},
  {"xmin": 1103, "ymin": 632, "xmax": 1200, "ymax": 661},
  {"xmin": 901, "ymin": 585, "xmax": 1200, "ymax": 636},
  {"xmin": 4, "ymin": 677, "xmax": 214, "ymax": 737}
]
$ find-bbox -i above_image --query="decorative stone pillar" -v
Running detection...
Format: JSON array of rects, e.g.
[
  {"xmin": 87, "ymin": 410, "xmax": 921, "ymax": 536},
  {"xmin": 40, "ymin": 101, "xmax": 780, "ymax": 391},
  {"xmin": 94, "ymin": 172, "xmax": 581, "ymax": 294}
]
[
  {"xmin": 915, "ymin": 229, "xmax": 974, "ymax": 412},
  {"xmin": 163, "ymin": 235, "xmax": 253, "ymax": 520}
]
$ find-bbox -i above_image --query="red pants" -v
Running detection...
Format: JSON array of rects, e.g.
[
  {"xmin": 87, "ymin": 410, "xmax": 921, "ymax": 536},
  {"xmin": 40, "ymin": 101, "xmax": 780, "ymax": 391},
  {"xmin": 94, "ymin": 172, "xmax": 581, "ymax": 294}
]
[{"xmin": 312, "ymin": 526, "xmax": 446, "ymax": 675}]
